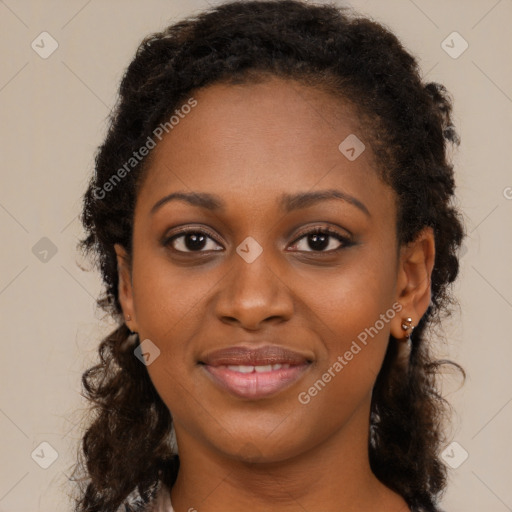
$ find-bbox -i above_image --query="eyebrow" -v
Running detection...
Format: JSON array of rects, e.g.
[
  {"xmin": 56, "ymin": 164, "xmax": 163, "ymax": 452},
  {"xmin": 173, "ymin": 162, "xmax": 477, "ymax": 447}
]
[{"xmin": 150, "ymin": 189, "xmax": 370, "ymax": 217}]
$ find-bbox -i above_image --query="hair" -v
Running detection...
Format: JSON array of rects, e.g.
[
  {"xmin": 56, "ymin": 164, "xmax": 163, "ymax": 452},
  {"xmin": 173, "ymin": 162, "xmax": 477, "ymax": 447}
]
[{"xmin": 72, "ymin": 1, "xmax": 466, "ymax": 511}]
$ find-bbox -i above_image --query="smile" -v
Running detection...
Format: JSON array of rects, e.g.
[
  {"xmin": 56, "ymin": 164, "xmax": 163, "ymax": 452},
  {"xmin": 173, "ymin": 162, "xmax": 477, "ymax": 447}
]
[{"xmin": 201, "ymin": 362, "xmax": 311, "ymax": 399}]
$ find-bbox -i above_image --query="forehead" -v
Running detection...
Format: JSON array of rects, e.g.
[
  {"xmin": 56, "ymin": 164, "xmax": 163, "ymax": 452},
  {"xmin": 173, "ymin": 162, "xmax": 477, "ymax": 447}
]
[{"xmin": 136, "ymin": 77, "xmax": 393, "ymax": 218}]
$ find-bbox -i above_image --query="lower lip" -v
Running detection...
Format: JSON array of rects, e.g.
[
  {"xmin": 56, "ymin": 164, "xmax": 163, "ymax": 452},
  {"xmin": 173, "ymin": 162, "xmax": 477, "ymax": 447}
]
[{"xmin": 202, "ymin": 364, "xmax": 310, "ymax": 400}]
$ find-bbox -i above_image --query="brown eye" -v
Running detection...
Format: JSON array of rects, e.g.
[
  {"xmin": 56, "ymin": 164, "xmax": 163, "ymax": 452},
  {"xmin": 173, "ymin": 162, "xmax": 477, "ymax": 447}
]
[
  {"xmin": 164, "ymin": 229, "xmax": 223, "ymax": 253},
  {"xmin": 289, "ymin": 228, "xmax": 352, "ymax": 253}
]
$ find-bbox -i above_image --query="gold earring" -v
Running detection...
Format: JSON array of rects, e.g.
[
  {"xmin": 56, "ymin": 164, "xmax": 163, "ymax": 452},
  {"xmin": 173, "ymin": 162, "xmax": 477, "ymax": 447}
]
[{"xmin": 401, "ymin": 317, "xmax": 414, "ymax": 348}]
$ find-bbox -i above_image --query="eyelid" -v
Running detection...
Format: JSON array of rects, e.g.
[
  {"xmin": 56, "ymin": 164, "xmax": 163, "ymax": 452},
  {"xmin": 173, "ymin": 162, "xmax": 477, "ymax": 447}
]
[
  {"xmin": 163, "ymin": 223, "xmax": 352, "ymax": 254},
  {"xmin": 162, "ymin": 225, "xmax": 223, "ymax": 250},
  {"xmin": 287, "ymin": 225, "xmax": 352, "ymax": 253},
  {"xmin": 290, "ymin": 224, "xmax": 352, "ymax": 243},
  {"xmin": 166, "ymin": 225, "xmax": 220, "ymax": 241}
]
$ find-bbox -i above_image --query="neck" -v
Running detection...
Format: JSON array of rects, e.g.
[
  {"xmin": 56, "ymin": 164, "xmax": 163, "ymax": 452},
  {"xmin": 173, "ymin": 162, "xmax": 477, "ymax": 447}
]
[{"xmin": 169, "ymin": 397, "xmax": 408, "ymax": 512}]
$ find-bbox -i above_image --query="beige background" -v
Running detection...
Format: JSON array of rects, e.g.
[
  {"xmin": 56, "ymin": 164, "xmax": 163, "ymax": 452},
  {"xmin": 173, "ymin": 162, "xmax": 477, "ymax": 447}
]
[{"xmin": 1, "ymin": 0, "xmax": 511, "ymax": 510}]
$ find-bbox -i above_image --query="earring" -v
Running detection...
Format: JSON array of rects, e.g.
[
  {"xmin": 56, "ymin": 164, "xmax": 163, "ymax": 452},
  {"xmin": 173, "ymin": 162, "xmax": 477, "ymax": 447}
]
[
  {"xmin": 401, "ymin": 317, "xmax": 414, "ymax": 348},
  {"xmin": 125, "ymin": 314, "xmax": 137, "ymax": 335}
]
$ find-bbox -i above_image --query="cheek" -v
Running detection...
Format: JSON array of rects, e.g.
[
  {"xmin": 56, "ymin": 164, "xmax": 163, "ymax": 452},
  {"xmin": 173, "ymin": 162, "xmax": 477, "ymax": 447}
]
[
  {"xmin": 303, "ymin": 249, "xmax": 398, "ymax": 394},
  {"xmin": 131, "ymin": 251, "xmax": 214, "ymax": 340},
  {"xmin": 291, "ymin": 292, "xmax": 395, "ymax": 444},
  {"xmin": 131, "ymin": 257, "xmax": 211, "ymax": 419},
  {"xmin": 311, "ymin": 251, "xmax": 397, "ymax": 338}
]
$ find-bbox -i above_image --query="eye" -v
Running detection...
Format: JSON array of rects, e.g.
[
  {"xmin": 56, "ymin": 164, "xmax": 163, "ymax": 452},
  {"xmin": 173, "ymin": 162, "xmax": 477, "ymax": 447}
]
[
  {"xmin": 288, "ymin": 227, "xmax": 352, "ymax": 253},
  {"xmin": 163, "ymin": 226, "xmax": 352, "ymax": 255},
  {"xmin": 163, "ymin": 228, "xmax": 223, "ymax": 253}
]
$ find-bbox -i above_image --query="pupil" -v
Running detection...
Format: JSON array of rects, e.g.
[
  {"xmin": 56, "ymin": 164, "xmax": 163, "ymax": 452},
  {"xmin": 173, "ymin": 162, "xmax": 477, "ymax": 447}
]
[
  {"xmin": 186, "ymin": 233, "xmax": 207, "ymax": 251},
  {"xmin": 309, "ymin": 233, "xmax": 328, "ymax": 251}
]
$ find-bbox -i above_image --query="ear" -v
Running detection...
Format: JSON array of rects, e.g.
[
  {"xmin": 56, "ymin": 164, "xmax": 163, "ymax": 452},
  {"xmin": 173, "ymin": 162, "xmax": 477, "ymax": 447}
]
[
  {"xmin": 114, "ymin": 243, "xmax": 138, "ymax": 333},
  {"xmin": 390, "ymin": 227, "xmax": 435, "ymax": 339}
]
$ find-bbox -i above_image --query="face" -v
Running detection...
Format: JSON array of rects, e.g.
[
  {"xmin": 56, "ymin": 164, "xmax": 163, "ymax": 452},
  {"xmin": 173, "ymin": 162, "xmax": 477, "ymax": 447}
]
[{"xmin": 115, "ymin": 76, "xmax": 434, "ymax": 464}]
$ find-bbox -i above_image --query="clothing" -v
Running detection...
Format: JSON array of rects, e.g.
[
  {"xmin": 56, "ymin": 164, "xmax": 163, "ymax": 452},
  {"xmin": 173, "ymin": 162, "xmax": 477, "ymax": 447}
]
[
  {"xmin": 149, "ymin": 488, "xmax": 423, "ymax": 512},
  {"xmin": 116, "ymin": 482, "xmax": 173, "ymax": 512},
  {"xmin": 147, "ymin": 484, "xmax": 174, "ymax": 511},
  {"xmin": 121, "ymin": 482, "xmax": 430, "ymax": 512}
]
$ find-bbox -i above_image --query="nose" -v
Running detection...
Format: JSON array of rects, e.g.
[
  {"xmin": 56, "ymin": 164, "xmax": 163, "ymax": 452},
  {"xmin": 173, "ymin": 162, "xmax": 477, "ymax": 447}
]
[{"xmin": 213, "ymin": 250, "xmax": 294, "ymax": 330}]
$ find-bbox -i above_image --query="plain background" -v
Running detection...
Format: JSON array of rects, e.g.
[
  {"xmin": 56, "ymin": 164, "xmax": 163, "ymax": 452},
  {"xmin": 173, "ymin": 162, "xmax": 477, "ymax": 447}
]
[{"xmin": 1, "ymin": 0, "xmax": 511, "ymax": 510}]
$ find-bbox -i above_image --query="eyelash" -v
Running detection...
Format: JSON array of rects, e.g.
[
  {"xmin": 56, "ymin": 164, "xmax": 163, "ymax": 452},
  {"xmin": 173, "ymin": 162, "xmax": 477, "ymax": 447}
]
[{"xmin": 162, "ymin": 226, "xmax": 353, "ymax": 255}]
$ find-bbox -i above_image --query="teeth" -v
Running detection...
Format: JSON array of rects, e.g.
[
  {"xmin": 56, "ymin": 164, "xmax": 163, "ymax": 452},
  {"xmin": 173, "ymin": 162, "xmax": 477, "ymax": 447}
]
[
  {"xmin": 226, "ymin": 364, "xmax": 291, "ymax": 373},
  {"xmin": 227, "ymin": 365, "xmax": 254, "ymax": 373},
  {"xmin": 254, "ymin": 365, "xmax": 273, "ymax": 373}
]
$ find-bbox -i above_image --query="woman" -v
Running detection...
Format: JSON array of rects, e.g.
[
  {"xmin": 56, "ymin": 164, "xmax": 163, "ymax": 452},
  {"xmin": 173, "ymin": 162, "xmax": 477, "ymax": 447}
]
[{"xmin": 73, "ymin": 1, "xmax": 466, "ymax": 511}]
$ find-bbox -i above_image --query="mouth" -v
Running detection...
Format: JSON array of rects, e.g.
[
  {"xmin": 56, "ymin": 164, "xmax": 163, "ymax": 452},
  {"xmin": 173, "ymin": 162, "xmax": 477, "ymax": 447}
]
[{"xmin": 198, "ymin": 345, "xmax": 313, "ymax": 400}]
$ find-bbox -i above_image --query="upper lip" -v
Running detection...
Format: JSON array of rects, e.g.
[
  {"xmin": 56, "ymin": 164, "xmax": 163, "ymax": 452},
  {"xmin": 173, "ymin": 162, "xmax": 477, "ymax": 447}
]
[{"xmin": 199, "ymin": 345, "xmax": 312, "ymax": 366}]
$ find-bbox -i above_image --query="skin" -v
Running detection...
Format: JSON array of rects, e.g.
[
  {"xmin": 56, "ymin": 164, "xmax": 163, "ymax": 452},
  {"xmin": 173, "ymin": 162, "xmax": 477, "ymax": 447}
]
[{"xmin": 115, "ymin": 77, "xmax": 435, "ymax": 512}]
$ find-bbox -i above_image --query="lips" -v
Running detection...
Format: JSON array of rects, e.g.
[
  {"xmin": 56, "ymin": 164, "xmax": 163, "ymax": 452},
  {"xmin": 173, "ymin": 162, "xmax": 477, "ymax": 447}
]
[
  {"xmin": 200, "ymin": 345, "xmax": 311, "ymax": 367},
  {"xmin": 199, "ymin": 345, "xmax": 312, "ymax": 400}
]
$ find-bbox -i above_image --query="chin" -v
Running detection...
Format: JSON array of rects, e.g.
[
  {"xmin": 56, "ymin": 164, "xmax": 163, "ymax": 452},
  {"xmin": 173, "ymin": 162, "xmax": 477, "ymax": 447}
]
[{"xmin": 207, "ymin": 424, "xmax": 316, "ymax": 465}]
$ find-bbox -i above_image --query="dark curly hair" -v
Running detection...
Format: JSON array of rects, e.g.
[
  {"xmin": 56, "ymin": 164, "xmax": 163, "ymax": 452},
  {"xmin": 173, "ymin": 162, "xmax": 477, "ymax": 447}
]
[{"xmin": 71, "ymin": 1, "xmax": 466, "ymax": 511}]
